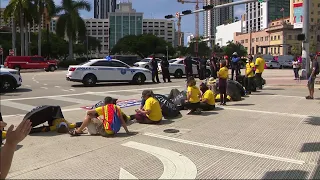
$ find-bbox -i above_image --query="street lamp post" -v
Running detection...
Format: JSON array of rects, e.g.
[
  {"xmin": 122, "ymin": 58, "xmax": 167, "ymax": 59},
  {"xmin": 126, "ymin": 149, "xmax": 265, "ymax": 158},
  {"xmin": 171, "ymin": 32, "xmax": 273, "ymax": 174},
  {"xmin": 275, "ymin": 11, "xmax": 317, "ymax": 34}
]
[
  {"xmin": 86, "ymin": 21, "xmax": 89, "ymax": 61},
  {"xmin": 302, "ymin": 0, "xmax": 310, "ymax": 77},
  {"xmin": 166, "ymin": 46, "xmax": 168, "ymax": 61}
]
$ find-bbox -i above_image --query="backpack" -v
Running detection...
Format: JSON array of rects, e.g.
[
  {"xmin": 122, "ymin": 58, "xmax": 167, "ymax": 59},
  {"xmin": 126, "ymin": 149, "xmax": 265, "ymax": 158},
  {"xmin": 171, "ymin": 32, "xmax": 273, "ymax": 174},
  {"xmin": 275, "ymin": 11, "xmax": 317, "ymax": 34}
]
[
  {"xmin": 102, "ymin": 105, "xmax": 122, "ymax": 133},
  {"xmin": 154, "ymin": 94, "xmax": 181, "ymax": 118}
]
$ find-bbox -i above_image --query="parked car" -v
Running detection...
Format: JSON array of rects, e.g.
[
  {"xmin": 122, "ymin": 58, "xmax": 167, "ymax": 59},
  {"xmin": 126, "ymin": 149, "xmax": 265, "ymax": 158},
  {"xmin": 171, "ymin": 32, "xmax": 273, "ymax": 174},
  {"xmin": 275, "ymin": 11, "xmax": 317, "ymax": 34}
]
[
  {"xmin": 277, "ymin": 55, "xmax": 294, "ymax": 68},
  {"xmin": 66, "ymin": 59, "xmax": 152, "ymax": 86},
  {"xmin": 265, "ymin": 60, "xmax": 281, "ymax": 69},
  {"xmin": 4, "ymin": 56, "xmax": 58, "ymax": 71},
  {"xmin": 0, "ymin": 65, "xmax": 22, "ymax": 92},
  {"xmin": 133, "ymin": 58, "xmax": 161, "ymax": 69}
]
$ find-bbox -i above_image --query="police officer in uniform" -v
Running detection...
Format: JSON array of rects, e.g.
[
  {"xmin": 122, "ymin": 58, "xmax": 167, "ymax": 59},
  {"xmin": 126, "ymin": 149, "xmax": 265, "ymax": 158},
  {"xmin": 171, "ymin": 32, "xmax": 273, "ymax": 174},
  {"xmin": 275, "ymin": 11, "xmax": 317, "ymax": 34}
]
[
  {"xmin": 184, "ymin": 56, "xmax": 193, "ymax": 79},
  {"xmin": 160, "ymin": 57, "xmax": 171, "ymax": 82}
]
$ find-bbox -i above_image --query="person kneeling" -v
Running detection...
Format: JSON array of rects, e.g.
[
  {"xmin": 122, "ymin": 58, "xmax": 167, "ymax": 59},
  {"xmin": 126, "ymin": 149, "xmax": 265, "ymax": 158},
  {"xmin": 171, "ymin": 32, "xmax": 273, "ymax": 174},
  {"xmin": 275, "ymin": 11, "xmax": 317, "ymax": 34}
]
[
  {"xmin": 135, "ymin": 90, "xmax": 162, "ymax": 124},
  {"xmin": 199, "ymin": 83, "xmax": 215, "ymax": 111},
  {"xmin": 69, "ymin": 97, "xmax": 130, "ymax": 136}
]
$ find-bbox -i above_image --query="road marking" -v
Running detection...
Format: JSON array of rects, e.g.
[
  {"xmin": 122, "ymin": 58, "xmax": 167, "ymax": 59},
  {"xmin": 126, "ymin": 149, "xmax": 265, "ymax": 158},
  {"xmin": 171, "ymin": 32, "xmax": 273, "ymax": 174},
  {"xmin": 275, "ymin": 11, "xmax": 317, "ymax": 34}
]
[
  {"xmin": 1, "ymin": 86, "xmax": 181, "ymax": 102},
  {"xmin": 61, "ymin": 89, "xmax": 69, "ymax": 92},
  {"xmin": 122, "ymin": 141, "xmax": 197, "ymax": 179},
  {"xmin": 144, "ymin": 133, "xmax": 305, "ymax": 165},
  {"xmin": 43, "ymin": 84, "xmax": 47, "ymax": 85},
  {"xmin": 220, "ymin": 106, "xmax": 308, "ymax": 118},
  {"xmin": 24, "ymin": 85, "xmax": 31, "ymax": 87},
  {"xmin": 55, "ymin": 86, "xmax": 61, "ymax": 88},
  {"xmin": 35, "ymin": 81, "xmax": 39, "ymax": 83},
  {"xmin": 41, "ymin": 87, "xmax": 48, "ymax": 90},
  {"xmin": 69, "ymin": 89, "xmax": 75, "ymax": 91},
  {"xmin": 1, "ymin": 101, "xmax": 35, "ymax": 112},
  {"xmin": 119, "ymin": 168, "xmax": 138, "ymax": 179}
]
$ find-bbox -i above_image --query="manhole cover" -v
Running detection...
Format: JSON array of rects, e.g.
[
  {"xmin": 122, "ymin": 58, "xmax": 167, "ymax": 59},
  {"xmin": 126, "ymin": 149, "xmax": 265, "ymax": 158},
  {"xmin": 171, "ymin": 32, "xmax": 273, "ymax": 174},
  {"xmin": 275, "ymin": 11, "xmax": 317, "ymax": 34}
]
[{"xmin": 163, "ymin": 129, "xmax": 180, "ymax": 133}]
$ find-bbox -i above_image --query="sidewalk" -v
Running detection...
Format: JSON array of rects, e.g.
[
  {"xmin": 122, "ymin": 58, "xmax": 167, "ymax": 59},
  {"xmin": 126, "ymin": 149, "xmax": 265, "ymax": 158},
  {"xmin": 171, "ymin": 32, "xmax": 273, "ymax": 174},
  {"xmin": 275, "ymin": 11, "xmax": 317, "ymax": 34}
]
[{"xmin": 3, "ymin": 81, "xmax": 320, "ymax": 179}]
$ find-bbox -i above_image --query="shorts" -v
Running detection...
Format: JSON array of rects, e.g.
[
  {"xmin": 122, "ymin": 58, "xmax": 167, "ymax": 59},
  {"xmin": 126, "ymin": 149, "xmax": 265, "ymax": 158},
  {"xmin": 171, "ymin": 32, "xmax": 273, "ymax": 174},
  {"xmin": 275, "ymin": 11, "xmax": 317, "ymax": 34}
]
[
  {"xmin": 308, "ymin": 77, "xmax": 315, "ymax": 89},
  {"xmin": 87, "ymin": 118, "xmax": 113, "ymax": 136}
]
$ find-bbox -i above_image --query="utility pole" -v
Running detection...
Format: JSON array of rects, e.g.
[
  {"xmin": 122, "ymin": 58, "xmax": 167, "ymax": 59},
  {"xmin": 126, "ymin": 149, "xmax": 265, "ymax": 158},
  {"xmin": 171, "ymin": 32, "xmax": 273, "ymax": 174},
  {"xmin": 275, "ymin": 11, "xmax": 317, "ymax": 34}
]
[{"xmin": 302, "ymin": 0, "xmax": 310, "ymax": 77}]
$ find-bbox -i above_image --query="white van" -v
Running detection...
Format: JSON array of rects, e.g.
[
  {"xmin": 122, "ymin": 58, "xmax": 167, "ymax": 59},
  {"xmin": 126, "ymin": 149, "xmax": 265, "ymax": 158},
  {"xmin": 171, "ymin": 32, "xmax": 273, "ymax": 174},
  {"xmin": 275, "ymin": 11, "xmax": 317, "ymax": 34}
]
[{"xmin": 277, "ymin": 55, "xmax": 294, "ymax": 69}]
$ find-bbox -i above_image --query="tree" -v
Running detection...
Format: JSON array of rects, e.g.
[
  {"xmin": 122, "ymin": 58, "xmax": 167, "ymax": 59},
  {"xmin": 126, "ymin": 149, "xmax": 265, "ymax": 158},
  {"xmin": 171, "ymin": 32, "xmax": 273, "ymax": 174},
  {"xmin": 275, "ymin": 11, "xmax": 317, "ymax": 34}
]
[
  {"xmin": 290, "ymin": 45, "xmax": 301, "ymax": 56},
  {"xmin": 223, "ymin": 41, "xmax": 247, "ymax": 57},
  {"xmin": 175, "ymin": 46, "xmax": 188, "ymax": 57},
  {"xmin": 55, "ymin": 0, "xmax": 91, "ymax": 60},
  {"xmin": 111, "ymin": 34, "xmax": 175, "ymax": 58},
  {"xmin": 34, "ymin": 0, "xmax": 56, "ymax": 56},
  {"xmin": 77, "ymin": 35, "xmax": 102, "ymax": 55},
  {"xmin": 187, "ymin": 41, "xmax": 211, "ymax": 57}
]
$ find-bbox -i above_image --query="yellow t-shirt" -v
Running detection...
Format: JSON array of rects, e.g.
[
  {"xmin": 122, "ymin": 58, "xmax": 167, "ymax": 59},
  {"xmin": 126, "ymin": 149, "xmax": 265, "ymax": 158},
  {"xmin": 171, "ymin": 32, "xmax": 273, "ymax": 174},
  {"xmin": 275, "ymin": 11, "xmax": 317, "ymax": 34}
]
[
  {"xmin": 255, "ymin": 57, "xmax": 265, "ymax": 73},
  {"xmin": 187, "ymin": 86, "xmax": 201, "ymax": 103},
  {"xmin": 202, "ymin": 90, "xmax": 215, "ymax": 105},
  {"xmin": 49, "ymin": 118, "xmax": 76, "ymax": 131},
  {"xmin": 144, "ymin": 97, "xmax": 162, "ymax": 121},
  {"xmin": 218, "ymin": 67, "xmax": 228, "ymax": 79},
  {"xmin": 245, "ymin": 62, "xmax": 255, "ymax": 78},
  {"xmin": 95, "ymin": 105, "xmax": 122, "ymax": 134}
]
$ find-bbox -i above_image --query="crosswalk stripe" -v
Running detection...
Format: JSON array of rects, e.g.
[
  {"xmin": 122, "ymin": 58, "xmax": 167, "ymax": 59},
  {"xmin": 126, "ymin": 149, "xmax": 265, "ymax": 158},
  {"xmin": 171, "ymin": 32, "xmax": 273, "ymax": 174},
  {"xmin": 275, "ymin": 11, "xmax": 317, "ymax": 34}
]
[{"xmin": 1, "ymin": 101, "xmax": 35, "ymax": 112}]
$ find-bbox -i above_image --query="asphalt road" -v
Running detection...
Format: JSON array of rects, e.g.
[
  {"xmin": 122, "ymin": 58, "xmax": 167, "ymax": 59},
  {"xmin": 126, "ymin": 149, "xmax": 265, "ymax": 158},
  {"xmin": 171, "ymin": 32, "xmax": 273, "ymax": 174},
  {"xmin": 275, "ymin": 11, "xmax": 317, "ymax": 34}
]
[{"xmin": 1, "ymin": 69, "xmax": 320, "ymax": 179}]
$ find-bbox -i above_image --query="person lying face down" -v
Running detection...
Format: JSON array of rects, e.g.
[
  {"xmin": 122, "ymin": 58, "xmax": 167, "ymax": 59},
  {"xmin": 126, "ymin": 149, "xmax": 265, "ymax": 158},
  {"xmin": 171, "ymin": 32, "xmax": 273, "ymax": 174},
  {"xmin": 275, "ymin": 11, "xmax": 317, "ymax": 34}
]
[{"xmin": 69, "ymin": 96, "xmax": 131, "ymax": 136}]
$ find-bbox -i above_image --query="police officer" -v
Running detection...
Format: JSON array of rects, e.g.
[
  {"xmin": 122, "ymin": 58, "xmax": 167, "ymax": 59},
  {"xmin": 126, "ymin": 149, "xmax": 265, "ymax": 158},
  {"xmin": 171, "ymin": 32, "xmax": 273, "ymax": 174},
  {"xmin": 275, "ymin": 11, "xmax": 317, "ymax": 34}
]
[
  {"xmin": 160, "ymin": 57, "xmax": 171, "ymax": 83},
  {"xmin": 184, "ymin": 56, "xmax": 193, "ymax": 79},
  {"xmin": 210, "ymin": 53, "xmax": 218, "ymax": 79},
  {"xmin": 150, "ymin": 57, "xmax": 160, "ymax": 83},
  {"xmin": 199, "ymin": 56, "xmax": 207, "ymax": 80},
  {"xmin": 231, "ymin": 52, "xmax": 240, "ymax": 80}
]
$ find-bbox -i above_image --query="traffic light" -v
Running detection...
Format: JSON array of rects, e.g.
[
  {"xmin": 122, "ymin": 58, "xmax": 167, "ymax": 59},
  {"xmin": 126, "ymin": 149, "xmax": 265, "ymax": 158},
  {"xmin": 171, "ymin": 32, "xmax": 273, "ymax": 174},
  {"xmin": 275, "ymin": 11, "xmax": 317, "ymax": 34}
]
[
  {"xmin": 297, "ymin": 34, "xmax": 305, "ymax": 41},
  {"xmin": 182, "ymin": 10, "xmax": 192, "ymax": 15},
  {"xmin": 164, "ymin": 15, "xmax": 174, "ymax": 19},
  {"xmin": 203, "ymin": 5, "xmax": 214, "ymax": 10}
]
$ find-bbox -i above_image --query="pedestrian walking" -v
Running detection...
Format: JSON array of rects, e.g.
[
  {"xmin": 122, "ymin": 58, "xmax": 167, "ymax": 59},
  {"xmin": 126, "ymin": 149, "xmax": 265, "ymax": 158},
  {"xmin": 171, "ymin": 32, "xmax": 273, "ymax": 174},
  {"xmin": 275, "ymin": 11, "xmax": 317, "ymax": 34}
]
[
  {"xmin": 149, "ymin": 57, "xmax": 160, "ymax": 83},
  {"xmin": 306, "ymin": 55, "xmax": 319, "ymax": 99},
  {"xmin": 292, "ymin": 57, "xmax": 300, "ymax": 80},
  {"xmin": 160, "ymin": 58, "xmax": 171, "ymax": 83}
]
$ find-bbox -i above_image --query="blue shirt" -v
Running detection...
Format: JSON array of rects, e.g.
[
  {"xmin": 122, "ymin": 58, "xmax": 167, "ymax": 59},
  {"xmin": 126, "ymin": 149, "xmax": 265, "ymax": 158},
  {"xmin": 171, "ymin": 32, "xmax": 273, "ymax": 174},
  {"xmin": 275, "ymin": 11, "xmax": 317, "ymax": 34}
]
[{"xmin": 231, "ymin": 57, "xmax": 240, "ymax": 63}]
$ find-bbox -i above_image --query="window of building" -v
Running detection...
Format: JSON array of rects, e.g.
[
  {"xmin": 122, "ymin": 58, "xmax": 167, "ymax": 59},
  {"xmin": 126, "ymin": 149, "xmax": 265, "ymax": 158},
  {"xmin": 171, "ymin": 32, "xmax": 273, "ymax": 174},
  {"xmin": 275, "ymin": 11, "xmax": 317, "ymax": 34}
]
[
  {"xmin": 278, "ymin": 35, "xmax": 280, "ymax": 40},
  {"xmin": 260, "ymin": 37, "xmax": 263, "ymax": 41},
  {"xmin": 288, "ymin": 35, "xmax": 292, "ymax": 40},
  {"xmin": 274, "ymin": 36, "xmax": 276, "ymax": 40},
  {"xmin": 252, "ymin": 38, "xmax": 254, "ymax": 42},
  {"xmin": 245, "ymin": 39, "xmax": 248, "ymax": 43},
  {"xmin": 311, "ymin": 18, "xmax": 314, "ymax": 22},
  {"xmin": 256, "ymin": 37, "xmax": 259, "ymax": 42},
  {"xmin": 241, "ymin": 40, "xmax": 244, "ymax": 43},
  {"xmin": 265, "ymin": 36, "xmax": 268, "ymax": 41},
  {"xmin": 271, "ymin": 48, "xmax": 273, "ymax": 54},
  {"xmin": 271, "ymin": 36, "xmax": 273, "ymax": 41},
  {"xmin": 278, "ymin": 47, "xmax": 280, "ymax": 54},
  {"xmin": 311, "ymin": 36, "xmax": 314, "ymax": 39},
  {"xmin": 317, "ymin": 35, "xmax": 320, "ymax": 42}
]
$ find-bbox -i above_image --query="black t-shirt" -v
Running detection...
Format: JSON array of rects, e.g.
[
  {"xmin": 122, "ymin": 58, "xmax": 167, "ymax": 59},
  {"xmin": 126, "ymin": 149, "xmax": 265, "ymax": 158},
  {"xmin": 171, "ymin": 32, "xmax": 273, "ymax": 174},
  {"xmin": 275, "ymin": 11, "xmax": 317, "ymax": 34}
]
[{"xmin": 313, "ymin": 60, "xmax": 319, "ymax": 75}]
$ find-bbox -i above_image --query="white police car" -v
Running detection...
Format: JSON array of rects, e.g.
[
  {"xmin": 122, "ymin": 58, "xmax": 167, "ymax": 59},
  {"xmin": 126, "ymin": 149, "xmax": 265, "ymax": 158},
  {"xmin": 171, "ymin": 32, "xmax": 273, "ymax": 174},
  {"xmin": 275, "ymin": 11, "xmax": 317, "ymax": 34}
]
[
  {"xmin": 133, "ymin": 57, "xmax": 161, "ymax": 69},
  {"xmin": 66, "ymin": 58, "xmax": 152, "ymax": 86},
  {"xmin": 0, "ymin": 65, "xmax": 22, "ymax": 92},
  {"xmin": 165, "ymin": 58, "xmax": 212, "ymax": 78}
]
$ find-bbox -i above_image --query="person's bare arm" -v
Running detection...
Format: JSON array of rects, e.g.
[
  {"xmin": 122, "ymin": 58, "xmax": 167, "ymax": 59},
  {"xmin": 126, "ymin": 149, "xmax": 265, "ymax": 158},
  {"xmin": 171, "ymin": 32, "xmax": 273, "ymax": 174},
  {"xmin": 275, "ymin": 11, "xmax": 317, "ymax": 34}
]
[
  {"xmin": 1, "ymin": 120, "xmax": 32, "ymax": 179},
  {"xmin": 119, "ymin": 113, "xmax": 130, "ymax": 134},
  {"xmin": 87, "ymin": 109, "xmax": 96, "ymax": 116}
]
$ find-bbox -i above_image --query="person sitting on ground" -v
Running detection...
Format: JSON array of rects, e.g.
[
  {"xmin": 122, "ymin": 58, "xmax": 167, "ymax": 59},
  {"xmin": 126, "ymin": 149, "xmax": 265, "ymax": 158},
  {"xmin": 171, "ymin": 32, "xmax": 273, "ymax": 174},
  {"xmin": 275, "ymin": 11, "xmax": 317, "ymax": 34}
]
[
  {"xmin": 245, "ymin": 56, "xmax": 255, "ymax": 94},
  {"xmin": 69, "ymin": 96, "xmax": 130, "ymax": 136},
  {"xmin": 218, "ymin": 60, "xmax": 228, "ymax": 105},
  {"xmin": 184, "ymin": 77, "xmax": 202, "ymax": 114},
  {"xmin": 135, "ymin": 90, "xmax": 162, "ymax": 124},
  {"xmin": 1, "ymin": 119, "xmax": 32, "ymax": 179},
  {"xmin": 199, "ymin": 83, "xmax": 215, "ymax": 111}
]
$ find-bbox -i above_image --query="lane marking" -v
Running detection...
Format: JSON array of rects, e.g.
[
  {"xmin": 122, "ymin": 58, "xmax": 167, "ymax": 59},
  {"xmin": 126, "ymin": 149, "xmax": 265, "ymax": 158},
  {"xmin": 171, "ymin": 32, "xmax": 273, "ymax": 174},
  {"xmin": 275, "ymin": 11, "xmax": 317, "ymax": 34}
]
[
  {"xmin": 220, "ymin": 106, "xmax": 308, "ymax": 118},
  {"xmin": 69, "ymin": 89, "xmax": 75, "ymax": 91},
  {"xmin": 1, "ymin": 86, "xmax": 181, "ymax": 102},
  {"xmin": 119, "ymin": 168, "xmax": 138, "ymax": 179},
  {"xmin": 1, "ymin": 101, "xmax": 36, "ymax": 112},
  {"xmin": 143, "ymin": 133, "xmax": 305, "ymax": 165},
  {"xmin": 55, "ymin": 86, "xmax": 61, "ymax": 88},
  {"xmin": 24, "ymin": 85, "xmax": 31, "ymax": 87},
  {"xmin": 35, "ymin": 81, "xmax": 39, "ymax": 83},
  {"xmin": 43, "ymin": 84, "xmax": 47, "ymax": 86},
  {"xmin": 122, "ymin": 141, "xmax": 197, "ymax": 179},
  {"xmin": 41, "ymin": 87, "xmax": 48, "ymax": 90},
  {"xmin": 61, "ymin": 89, "xmax": 69, "ymax": 92}
]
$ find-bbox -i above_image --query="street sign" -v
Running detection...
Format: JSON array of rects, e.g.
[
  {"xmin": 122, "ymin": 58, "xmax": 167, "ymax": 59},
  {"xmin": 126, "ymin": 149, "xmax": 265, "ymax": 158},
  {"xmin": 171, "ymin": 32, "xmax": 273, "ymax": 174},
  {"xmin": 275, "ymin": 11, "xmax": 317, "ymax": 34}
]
[
  {"xmin": 0, "ymin": 48, "xmax": 3, "ymax": 55},
  {"xmin": 9, "ymin": 49, "xmax": 14, "ymax": 56}
]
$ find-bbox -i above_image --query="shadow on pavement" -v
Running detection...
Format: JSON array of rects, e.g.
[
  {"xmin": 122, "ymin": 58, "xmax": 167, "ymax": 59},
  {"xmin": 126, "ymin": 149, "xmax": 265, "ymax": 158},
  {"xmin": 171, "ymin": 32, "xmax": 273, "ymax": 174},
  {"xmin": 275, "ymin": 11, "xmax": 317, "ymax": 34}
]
[
  {"xmin": 252, "ymin": 93, "xmax": 276, "ymax": 95},
  {"xmin": 201, "ymin": 111, "xmax": 218, "ymax": 116},
  {"xmin": 71, "ymin": 82, "xmax": 155, "ymax": 88},
  {"xmin": 28, "ymin": 131, "xmax": 65, "ymax": 137},
  {"xmin": 262, "ymin": 170, "xmax": 308, "ymax": 179},
  {"xmin": 159, "ymin": 120, "xmax": 174, "ymax": 125},
  {"xmin": 16, "ymin": 144, "xmax": 23, "ymax": 151},
  {"xmin": 263, "ymin": 88, "xmax": 285, "ymax": 90},
  {"xmin": 304, "ymin": 116, "xmax": 320, "ymax": 126},
  {"xmin": 300, "ymin": 142, "xmax": 320, "ymax": 152},
  {"xmin": 0, "ymin": 88, "xmax": 32, "ymax": 95}
]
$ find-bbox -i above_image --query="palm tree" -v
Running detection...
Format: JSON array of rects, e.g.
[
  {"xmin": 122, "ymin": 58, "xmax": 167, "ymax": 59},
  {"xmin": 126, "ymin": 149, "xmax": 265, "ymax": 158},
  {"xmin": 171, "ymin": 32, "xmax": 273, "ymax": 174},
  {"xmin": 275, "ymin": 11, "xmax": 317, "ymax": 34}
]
[
  {"xmin": 34, "ymin": 0, "xmax": 56, "ymax": 56},
  {"xmin": 55, "ymin": 0, "xmax": 91, "ymax": 60}
]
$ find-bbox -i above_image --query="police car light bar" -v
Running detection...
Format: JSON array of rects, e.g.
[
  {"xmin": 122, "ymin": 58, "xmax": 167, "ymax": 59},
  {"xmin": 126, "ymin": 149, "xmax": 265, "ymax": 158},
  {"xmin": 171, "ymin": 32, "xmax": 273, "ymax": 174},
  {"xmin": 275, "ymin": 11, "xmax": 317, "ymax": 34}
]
[{"xmin": 178, "ymin": 0, "xmax": 265, "ymax": 17}]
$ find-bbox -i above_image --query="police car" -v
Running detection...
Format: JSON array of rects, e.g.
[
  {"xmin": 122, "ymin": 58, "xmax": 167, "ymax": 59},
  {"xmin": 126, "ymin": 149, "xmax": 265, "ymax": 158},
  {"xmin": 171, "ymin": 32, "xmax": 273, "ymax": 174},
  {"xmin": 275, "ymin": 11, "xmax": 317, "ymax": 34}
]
[
  {"xmin": 133, "ymin": 57, "xmax": 161, "ymax": 69},
  {"xmin": 0, "ymin": 65, "xmax": 22, "ymax": 92},
  {"xmin": 164, "ymin": 58, "xmax": 212, "ymax": 78},
  {"xmin": 66, "ymin": 58, "xmax": 152, "ymax": 86}
]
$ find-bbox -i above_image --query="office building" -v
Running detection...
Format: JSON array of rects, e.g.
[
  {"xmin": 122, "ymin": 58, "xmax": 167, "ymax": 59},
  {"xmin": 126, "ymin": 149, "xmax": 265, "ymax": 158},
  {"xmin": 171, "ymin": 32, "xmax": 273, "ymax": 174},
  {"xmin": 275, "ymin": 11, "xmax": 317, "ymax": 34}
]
[
  {"xmin": 244, "ymin": 0, "xmax": 290, "ymax": 32},
  {"xmin": 234, "ymin": 17, "xmax": 301, "ymax": 55},
  {"xmin": 94, "ymin": 0, "xmax": 117, "ymax": 19},
  {"xmin": 203, "ymin": 0, "xmax": 234, "ymax": 47},
  {"xmin": 142, "ymin": 19, "xmax": 175, "ymax": 46},
  {"xmin": 108, "ymin": 2, "xmax": 143, "ymax": 49},
  {"xmin": 215, "ymin": 20, "xmax": 244, "ymax": 47},
  {"xmin": 187, "ymin": 34, "xmax": 194, "ymax": 47},
  {"xmin": 290, "ymin": 0, "xmax": 320, "ymax": 52}
]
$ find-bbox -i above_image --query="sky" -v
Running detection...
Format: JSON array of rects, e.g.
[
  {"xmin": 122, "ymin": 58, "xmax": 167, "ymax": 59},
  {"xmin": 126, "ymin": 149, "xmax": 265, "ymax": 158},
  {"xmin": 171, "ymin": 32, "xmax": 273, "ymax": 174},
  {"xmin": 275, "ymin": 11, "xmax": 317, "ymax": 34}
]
[{"xmin": 1, "ymin": 0, "xmax": 245, "ymax": 39}]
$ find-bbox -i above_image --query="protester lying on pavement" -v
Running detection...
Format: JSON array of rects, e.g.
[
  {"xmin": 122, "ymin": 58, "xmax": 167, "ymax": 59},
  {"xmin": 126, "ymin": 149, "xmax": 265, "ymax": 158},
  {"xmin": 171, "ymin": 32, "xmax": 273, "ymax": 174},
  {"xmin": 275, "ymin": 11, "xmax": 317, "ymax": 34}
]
[
  {"xmin": 135, "ymin": 90, "xmax": 163, "ymax": 124},
  {"xmin": 69, "ymin": 97, "xmax": 131, "ymax": 136},
  {"xmin": 0, "ymin": 119, "xmax": 32, "ymax": 179},
  {"xmin": 199, "ymin": 83, "xmax": 216, "ymax": 111}
]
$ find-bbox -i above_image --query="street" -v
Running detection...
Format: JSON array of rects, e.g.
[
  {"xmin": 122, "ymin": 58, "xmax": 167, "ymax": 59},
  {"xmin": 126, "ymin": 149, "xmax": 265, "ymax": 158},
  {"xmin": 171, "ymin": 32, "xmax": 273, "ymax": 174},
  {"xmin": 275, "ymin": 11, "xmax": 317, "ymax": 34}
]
[{"xmin": 1, "ymin": 69, "xmax": 320, "ymax": 179}]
